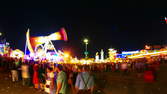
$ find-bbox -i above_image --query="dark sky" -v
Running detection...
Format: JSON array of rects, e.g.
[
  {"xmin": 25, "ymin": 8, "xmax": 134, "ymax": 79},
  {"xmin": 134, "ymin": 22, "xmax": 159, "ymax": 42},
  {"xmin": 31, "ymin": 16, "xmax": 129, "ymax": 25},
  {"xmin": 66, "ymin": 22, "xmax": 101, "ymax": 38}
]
[{"xmin": 0, "ymin": 1, "xmax": 167, "ymax": 58}]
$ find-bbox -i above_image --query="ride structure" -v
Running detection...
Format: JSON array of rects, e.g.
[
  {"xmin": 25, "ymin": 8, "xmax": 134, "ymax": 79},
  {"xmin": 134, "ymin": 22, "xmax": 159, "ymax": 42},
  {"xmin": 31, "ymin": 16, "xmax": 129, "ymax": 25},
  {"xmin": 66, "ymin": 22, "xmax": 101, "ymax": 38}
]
[{"xmin": 25, "ymin": 28, "xmax": 68, "ymax": 61}]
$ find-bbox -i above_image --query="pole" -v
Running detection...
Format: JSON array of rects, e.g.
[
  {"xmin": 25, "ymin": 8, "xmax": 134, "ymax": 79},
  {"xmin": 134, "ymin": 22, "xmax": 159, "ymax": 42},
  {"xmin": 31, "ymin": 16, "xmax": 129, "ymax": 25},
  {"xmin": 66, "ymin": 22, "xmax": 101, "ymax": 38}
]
[
  {"xmin": 85, "ymin": 43, "xmax": 88, "ymax": 58},
  {"xmin": 24, "ymin": 33, "xmax": 28, "ymax": 55},
  {"xmin": 83, "ymin": 39, "xmax": 88, "ymax": 59}
]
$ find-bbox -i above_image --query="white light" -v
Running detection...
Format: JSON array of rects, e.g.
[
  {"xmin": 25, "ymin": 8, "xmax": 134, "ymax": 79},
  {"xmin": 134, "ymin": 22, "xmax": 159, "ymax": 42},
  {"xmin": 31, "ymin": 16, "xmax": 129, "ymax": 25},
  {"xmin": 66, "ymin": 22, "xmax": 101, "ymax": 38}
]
[
  {"xmin": 30, "ymin": 53, "xmax": 35, "ymax": 57},
  {"xmin": 122, "ymin": 51, "xmax": 139, "ymax": 54}
]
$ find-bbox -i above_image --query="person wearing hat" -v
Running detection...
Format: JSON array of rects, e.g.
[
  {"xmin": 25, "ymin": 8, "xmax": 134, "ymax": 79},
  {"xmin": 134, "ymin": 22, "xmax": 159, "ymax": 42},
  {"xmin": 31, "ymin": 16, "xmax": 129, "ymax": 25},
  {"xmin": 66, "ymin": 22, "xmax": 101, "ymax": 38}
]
[{"xmin": 55, "ymin": 64, "xmax": 68, "ymax": 94}]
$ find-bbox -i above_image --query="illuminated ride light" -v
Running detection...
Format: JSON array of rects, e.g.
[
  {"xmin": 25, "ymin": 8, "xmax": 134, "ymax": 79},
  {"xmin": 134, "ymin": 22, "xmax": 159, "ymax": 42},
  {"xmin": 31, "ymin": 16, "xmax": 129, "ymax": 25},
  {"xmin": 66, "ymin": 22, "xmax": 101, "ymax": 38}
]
[
  {"xmin": 122, "ymin": 51, "xmax": 139, "ymax": 54},
  {"xmin": 165, "ymin": 17, "xmax": 167, "ymax": 24},
  {"xmin": 25, "ymin": 28, "xmax": 68, "ymax": 62},
  {"xmin": 10, "ymin": 49, "xmax": 24, "ymax": 58},
  {"xmin": 128, "ymin": 50, "xmax": 167, "ymax": 59},
  {"xmin": 26, "ymin": 27, "xmax": 68, "ymax": 54}
]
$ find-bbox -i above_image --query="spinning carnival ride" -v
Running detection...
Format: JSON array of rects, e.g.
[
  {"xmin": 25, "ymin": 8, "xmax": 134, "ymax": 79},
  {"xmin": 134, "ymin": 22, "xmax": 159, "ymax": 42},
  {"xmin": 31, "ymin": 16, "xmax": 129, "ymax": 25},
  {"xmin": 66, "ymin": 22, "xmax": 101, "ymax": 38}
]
[{"xmin": 25, "ymin": 28, "xmax": 68, "ymax": 61}]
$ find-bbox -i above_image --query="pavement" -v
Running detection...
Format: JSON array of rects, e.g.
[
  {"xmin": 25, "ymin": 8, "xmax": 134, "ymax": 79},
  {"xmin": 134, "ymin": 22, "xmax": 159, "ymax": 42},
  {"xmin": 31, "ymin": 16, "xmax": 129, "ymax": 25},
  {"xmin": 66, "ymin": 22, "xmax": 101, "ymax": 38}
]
[
  {"xmin": 0, "ymin": 68, "xmax": 46, "ymax": 94},
  {"xmin": 0, "ymin": 63, "xmax": 167, "ymax": 94},
  {"xmin": 94, "ymin": 63, "xmax": 167, "ymax": 94}
]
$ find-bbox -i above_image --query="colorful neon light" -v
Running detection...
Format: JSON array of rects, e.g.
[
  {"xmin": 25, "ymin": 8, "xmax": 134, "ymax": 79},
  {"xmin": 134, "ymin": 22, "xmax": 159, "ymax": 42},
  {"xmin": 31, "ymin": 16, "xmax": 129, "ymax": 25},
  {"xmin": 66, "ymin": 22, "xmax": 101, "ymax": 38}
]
[
  {"xmin": 128, "ymin": 50, "xmax": 167, "ymax": 59},
  {"xmin": 26, "ymin": 28, "xmax": 68, "ymax": 54}
]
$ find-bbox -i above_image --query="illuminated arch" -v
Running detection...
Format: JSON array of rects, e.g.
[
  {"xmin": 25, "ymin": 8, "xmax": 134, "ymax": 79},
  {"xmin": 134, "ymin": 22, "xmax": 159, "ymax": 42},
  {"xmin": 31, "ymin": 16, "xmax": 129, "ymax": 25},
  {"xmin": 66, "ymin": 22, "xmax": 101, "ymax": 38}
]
[{"xmin": 34, "ymin": 44, "xmax": 45, "ymax": 53}]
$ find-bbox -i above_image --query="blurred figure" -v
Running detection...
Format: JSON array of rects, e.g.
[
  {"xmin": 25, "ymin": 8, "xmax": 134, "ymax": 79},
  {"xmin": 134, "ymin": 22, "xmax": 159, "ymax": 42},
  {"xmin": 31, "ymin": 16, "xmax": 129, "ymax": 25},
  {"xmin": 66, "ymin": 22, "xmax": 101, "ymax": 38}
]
[
  {"xmin": 21, "ymin": 62, "xmax": 30, "ymax": 86},
  {"xmin": 75, "ymin": 66, "xmax": 94, "ymax": 94},
  {"xmin": 70, "ymin": 65, "xmax": 78, "ymax": 94},
  {"xmin": 29, "ymin": 61, "xmax": 34, "ymax": 87},
  {"xmin": 45, "ymin": 67, "xmax": 54, "ymax": 94},
  {"xmin": 11, "ymin": 62, "xmax": 18, "ymax": 82},
  {"xmin": 144, "ymin": 69, "xmax": 155, "ymax": 83},
  {"xmin": 55, "ymin": 64, "xmax": 68, "ymax": 94},
  {"xmin": 121, "ymin": 62, "xmax": 128, "ymax": 76},
  {"xmin": 15, "ymin": 59, "xmax": 22, "ymax": 81},
  {"xmin": 38, "ymin": 64, "xmax": 45, "ymax": 91},
  {"xmin": 33, "ymin": 63, "xmax": 39, "ymax": 89},
  {"xmin": 144, "ymin": 66, "xmax": 155, "ymax": 94}
]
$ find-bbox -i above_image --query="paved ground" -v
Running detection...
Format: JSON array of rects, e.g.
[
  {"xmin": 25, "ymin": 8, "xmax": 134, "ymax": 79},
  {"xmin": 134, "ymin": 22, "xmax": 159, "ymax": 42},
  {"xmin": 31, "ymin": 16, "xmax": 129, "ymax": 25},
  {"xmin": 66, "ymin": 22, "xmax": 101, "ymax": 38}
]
[
  {"xmin": 94, "ymin": 63, "xmax": 167, "ymax": 94},
  {"xmin": 0, "ymin": 68, "xmax": 46, "ymax": 94},
  {"xmin": 0, "ymin": 64, "xmax": 167, "ymax": 94}
]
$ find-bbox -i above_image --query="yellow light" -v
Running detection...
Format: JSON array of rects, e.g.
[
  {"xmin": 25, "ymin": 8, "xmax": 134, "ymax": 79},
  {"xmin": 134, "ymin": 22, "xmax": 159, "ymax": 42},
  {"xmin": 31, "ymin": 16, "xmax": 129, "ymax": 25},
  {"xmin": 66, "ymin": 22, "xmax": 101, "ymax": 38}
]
[
  {"xmin": 128, "ymin": 50, "xmax": 167, "ymax": 59},
  {"xmin": 37, "ymin": 37, "xmax": 48, "ymax": 43},
  {"xmin": 26, "ymin": 29, "xmax": 34, "ymax": 53},
  {"xmin": 83, "ymin": 39, "xmax": 88, "ymax": 44},
  {"xmin": 64, "ymin": 53, "xmax": 69, "ymax": 58},
  {"xmin": 10, "ymin": 49, "xmax": 24, "ymax": 58},
  {"xmin": 48, "ymin": 33, "xmax": 61, "ymax": 40}
]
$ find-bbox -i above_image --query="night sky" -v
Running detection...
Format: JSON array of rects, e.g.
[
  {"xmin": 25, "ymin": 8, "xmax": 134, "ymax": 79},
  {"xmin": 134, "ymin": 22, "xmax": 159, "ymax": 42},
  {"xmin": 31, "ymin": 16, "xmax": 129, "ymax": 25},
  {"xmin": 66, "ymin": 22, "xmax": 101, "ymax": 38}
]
[{"xmin": 0, "ymin": 1, "xmax": 167, "ymax": 58}]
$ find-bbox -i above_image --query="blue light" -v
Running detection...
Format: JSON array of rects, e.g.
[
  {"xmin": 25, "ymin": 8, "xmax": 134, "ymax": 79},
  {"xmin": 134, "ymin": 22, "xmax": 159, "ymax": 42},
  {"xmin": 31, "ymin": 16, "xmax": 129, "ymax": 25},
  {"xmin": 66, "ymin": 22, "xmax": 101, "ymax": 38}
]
[{"xmin": 116, "ymin": 54, "xmax": 126, "ymax": 58}]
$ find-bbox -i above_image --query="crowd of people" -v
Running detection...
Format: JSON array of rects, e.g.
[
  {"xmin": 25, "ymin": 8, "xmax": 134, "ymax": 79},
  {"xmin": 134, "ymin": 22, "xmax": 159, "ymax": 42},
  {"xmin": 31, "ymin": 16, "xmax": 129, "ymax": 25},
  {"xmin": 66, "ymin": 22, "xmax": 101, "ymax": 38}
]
[
  {"xmin": 0, "ymin": 55, "xmax": 167, "ymax": 94},
  {"xmin": 0, "ymin": 56, "xmax": 95, "ymax": 94}
]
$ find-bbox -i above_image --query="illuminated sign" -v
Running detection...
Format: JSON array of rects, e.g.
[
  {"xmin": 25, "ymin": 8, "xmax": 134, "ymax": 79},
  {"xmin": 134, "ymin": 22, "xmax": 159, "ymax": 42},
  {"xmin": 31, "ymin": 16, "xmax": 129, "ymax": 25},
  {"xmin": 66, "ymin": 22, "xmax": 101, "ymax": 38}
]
[{"xmin": 122, "ymin": 51, "xmax": 139, "ymax": 55}]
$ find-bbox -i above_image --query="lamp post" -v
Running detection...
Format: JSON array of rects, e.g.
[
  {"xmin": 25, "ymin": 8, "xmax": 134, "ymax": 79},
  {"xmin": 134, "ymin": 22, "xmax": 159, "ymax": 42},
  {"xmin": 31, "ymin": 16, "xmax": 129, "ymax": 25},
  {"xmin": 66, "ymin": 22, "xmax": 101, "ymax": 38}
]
[{"xmin": 83, "ymin": 38, "xmax": 89, "ymax": 59}]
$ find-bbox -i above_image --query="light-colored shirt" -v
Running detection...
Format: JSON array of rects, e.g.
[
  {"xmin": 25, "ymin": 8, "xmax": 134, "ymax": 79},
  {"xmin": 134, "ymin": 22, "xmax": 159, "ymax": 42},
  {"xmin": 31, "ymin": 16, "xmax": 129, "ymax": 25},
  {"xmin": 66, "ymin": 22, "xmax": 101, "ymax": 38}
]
[
  {"xmin": 49, "ymin": 72, "xmax": 54, "ymax": 79},
  {"xmin": 21, "ymin": 65, "xmax": 29, "ymax": 78},
  {"xmin": 57, "ymin": 71, "xmax": 67, "ymax": 94},
  {"xmin": 75, "ymin": 72, "xmax": 94, "ymax": 90},
  {"xmin": 45, "ymin": 72, "xmax": 54, "ymax": 93}
]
